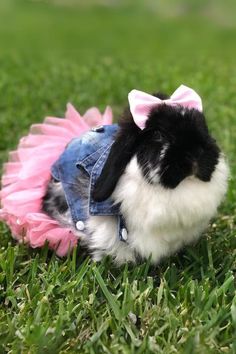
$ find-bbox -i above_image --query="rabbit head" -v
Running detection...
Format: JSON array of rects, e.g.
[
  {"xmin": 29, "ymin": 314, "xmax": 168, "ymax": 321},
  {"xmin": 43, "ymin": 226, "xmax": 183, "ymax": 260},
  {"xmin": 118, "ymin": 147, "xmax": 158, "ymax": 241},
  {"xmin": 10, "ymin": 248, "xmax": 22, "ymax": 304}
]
[{"xmin": 93, "ymin": 88, "xmax": 221, "ymax": 202}]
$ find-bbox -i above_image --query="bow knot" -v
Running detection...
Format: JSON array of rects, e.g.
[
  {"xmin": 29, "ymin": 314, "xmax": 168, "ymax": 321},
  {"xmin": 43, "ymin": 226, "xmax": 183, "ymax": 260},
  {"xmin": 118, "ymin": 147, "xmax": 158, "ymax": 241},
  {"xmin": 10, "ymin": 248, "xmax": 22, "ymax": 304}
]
[{"xmin": 128, "ymin": 85, "xmax": 203, "ymax": 130}]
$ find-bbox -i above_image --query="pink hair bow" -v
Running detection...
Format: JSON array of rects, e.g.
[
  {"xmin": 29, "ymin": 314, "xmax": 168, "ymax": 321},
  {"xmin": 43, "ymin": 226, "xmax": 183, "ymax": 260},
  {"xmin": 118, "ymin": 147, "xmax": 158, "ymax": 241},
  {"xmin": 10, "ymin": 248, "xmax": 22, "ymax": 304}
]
[{"xmin": 128, "ymin": 84, "xmax": 203, "ymax": 130}]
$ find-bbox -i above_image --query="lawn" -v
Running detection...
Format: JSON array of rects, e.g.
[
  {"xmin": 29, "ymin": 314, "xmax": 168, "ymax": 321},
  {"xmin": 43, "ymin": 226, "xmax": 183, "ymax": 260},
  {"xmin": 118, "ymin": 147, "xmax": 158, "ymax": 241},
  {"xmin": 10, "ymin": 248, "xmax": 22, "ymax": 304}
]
[{"xmin": 0, "ymin": 1, "xmax": 236, "ymax": 353}]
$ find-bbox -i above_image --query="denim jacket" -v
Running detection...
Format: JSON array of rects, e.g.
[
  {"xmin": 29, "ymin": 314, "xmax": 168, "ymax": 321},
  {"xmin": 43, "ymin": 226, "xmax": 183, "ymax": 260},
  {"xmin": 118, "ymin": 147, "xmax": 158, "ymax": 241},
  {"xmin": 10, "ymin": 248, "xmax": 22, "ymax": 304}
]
[{"xmin": 51, "ymin": 124, "xmax": 127, "ymax": 241}]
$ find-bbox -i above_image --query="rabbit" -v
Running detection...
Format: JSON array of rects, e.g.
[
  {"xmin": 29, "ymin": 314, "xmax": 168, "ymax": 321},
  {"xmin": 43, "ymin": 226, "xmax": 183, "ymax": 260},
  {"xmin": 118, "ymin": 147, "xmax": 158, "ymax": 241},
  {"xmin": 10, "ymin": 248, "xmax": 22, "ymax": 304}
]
[{"xmin": 42, "ymin": 85, "xmax": 229, "ymax": 265}]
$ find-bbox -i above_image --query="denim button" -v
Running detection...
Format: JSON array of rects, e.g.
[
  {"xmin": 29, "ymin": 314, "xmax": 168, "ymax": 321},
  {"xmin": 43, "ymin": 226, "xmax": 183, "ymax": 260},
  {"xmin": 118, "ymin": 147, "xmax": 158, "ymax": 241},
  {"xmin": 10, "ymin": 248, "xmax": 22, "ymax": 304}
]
[
  {"xmin": 76, "ymin": 221, "xmax": 85, "ymax": 231},
  {"xmin": 121, "ymin": 228, "xmax": 128, "ymax": 241},
  {"xmin": 91, "ymin": 125, "xmax": 104, "ymax": 133}
]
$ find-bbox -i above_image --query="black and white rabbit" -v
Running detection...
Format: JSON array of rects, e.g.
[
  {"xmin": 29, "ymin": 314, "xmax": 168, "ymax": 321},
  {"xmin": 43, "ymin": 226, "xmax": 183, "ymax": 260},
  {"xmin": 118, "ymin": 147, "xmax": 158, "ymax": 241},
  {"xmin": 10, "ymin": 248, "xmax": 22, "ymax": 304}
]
[{"xmin": 42, "ymin": 86, "xmax": 229, "ymax": 264}]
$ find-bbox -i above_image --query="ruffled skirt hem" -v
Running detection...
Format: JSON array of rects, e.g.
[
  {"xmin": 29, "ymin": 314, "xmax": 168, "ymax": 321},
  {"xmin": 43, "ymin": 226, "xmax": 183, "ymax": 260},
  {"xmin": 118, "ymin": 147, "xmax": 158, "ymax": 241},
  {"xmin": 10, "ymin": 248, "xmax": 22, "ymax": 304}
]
[{"xmin": 0, "ymin": 103, "xmax": 113, "ymax": 256}]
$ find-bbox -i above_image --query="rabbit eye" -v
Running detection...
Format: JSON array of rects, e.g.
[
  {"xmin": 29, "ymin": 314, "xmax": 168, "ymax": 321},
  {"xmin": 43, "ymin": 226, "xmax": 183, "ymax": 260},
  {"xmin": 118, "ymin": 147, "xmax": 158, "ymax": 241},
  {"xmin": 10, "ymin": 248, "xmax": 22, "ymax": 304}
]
[
  {"xmin": 154, "ymin": 131, "xmax": 162, "ymax": 142},
  {"xmin": 198, "ymin": 147, "xmax": 204, "ymax": 156}
]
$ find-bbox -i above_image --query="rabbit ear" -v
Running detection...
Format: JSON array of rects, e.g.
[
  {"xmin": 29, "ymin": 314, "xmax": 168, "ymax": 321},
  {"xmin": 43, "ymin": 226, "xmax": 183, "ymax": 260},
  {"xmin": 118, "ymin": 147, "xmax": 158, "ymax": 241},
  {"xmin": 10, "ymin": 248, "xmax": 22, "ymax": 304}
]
[{"xmin": 92, "ymin": 127, "xmax": 139, "ymax": 202}]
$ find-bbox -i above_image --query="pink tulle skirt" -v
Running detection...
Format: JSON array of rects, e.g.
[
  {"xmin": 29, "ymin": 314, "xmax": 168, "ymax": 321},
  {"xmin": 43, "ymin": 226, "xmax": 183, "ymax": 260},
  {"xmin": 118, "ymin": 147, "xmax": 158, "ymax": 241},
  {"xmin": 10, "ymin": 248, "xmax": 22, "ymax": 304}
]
[{"xmin": 0, "ymin": 103, "xmax": 113, "ymax": 256}]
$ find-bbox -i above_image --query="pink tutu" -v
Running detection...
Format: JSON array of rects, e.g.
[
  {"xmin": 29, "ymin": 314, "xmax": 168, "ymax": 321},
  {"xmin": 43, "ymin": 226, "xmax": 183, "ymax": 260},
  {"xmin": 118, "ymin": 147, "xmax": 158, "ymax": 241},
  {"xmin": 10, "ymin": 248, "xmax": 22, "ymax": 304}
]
[{"xmin": 0, "ymin": 103, "xmax": 113, "ymax": 256}]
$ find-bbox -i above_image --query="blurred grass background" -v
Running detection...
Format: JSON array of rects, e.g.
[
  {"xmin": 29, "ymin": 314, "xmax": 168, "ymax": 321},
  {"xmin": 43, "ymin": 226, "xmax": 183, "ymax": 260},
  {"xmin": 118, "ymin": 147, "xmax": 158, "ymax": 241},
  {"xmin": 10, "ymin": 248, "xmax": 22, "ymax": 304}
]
[{"xmin": 0, "ymin": 0, "xmax": 236, "ymax": 353}]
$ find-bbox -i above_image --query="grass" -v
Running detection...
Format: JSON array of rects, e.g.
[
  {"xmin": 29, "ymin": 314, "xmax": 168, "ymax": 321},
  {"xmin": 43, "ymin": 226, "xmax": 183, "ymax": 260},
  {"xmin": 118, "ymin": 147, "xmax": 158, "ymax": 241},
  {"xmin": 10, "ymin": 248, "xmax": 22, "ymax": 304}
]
[{"xmin": 0, "ymin": 1, "xmax": 236, "ymax": 353}]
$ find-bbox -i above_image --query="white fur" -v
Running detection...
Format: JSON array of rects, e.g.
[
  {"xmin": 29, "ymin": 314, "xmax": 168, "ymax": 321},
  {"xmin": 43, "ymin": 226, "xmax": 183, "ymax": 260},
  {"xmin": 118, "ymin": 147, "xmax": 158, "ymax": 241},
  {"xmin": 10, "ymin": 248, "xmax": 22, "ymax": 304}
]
[{"xmin": 85, "ymin": 154, "xmax": 229, "ymax": 265}]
